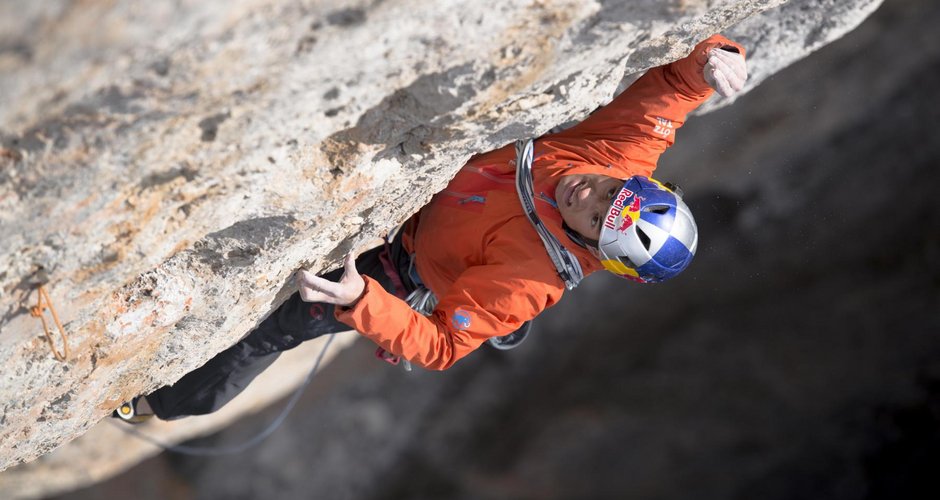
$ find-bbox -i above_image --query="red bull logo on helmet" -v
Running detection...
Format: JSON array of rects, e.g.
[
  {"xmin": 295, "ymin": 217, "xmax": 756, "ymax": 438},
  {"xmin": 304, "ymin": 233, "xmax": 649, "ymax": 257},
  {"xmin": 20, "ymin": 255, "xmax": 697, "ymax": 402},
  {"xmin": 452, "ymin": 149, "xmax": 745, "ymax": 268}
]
[
  {"xmin": 604, "ymin": 186, "xmax": 641, "ymax": 233},
  {"xmin": 604, "ymin": 187, "xmax": 634, "ymax": 230},
  {"xmin": 617, "ymin": 197, "xmax": 642, "ymax": 232}
]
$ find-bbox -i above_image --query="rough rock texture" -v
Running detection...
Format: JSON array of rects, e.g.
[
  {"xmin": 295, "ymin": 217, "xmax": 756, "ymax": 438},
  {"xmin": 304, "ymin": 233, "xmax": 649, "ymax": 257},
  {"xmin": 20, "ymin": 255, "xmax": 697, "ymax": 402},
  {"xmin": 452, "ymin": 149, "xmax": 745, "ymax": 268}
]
[
  {"xmin": 2, "ymin": 332, "xmax": 358, "ymax": 499},
  {"xmin": 0, "ymin": 0, "xmax": 883, "ymax": 489},
  {"xmin": 42, "ymin": 0, "xmax": 937, "ymax": 498}
]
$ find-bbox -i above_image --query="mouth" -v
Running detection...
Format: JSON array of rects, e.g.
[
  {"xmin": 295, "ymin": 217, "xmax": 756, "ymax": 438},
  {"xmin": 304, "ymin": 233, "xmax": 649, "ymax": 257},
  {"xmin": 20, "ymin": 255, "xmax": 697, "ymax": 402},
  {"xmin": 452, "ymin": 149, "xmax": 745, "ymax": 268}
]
[{"xmin": 565, "ymin": 181, "xmax": 584, "ymax": 208}]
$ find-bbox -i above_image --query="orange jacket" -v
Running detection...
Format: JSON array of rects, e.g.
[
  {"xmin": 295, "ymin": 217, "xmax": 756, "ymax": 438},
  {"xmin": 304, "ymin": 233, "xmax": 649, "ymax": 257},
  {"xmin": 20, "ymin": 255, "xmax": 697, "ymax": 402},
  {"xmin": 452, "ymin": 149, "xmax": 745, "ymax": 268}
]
[{"xmin": 336, "ymin": 35, "xmax": 744, "ymax": 370}]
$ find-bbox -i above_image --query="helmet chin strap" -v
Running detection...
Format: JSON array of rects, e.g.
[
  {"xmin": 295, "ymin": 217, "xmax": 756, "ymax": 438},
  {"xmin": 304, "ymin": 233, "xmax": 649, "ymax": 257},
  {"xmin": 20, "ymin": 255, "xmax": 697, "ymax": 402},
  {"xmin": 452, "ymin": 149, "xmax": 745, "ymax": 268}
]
[{"xmin": 562, "ymin": 221, "xmax": 598, "ymax": 250}]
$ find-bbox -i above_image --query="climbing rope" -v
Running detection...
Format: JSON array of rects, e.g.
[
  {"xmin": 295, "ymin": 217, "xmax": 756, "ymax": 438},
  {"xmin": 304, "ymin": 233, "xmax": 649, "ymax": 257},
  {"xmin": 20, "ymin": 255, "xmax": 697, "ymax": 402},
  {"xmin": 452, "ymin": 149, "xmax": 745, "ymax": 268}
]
[
  {"xmin": 110, "ymin": 333, "xmax": 335, "ymax": 456},
  {"xmin": 30, "ymin": 285, "xmax": 70, "ymax": 361}
]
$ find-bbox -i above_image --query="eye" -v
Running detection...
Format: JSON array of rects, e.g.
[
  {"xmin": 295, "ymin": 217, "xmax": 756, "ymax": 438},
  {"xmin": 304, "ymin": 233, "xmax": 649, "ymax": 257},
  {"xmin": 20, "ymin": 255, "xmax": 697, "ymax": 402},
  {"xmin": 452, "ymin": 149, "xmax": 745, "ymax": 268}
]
[
  {"xmin": 607, "ymin": 187, "xmax": 617, "ymax": 200},
  {"xmin": 591, "ymin": 213, "xmax": 599, "ymax": 227}
]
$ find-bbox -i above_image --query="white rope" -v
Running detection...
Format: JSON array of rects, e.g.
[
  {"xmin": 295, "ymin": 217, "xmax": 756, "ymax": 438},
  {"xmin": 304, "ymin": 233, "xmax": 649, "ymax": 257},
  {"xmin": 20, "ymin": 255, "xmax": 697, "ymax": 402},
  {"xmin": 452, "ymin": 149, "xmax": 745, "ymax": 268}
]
[{"xmin": 110, "ymin": 334, "xmax": 336, "ymax": 456}]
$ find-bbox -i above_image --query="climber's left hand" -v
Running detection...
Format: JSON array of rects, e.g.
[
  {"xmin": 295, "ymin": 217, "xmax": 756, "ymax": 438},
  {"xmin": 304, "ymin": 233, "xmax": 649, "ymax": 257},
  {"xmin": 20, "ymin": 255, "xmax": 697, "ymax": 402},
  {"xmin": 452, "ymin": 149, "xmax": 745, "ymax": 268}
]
[
  {"xmin": 704, "ymin": 47, "xmax": 748, "ymax": 97},
  {"xmin": 295, "ymin": 253, "xmax": 365, "ymax": 307}
]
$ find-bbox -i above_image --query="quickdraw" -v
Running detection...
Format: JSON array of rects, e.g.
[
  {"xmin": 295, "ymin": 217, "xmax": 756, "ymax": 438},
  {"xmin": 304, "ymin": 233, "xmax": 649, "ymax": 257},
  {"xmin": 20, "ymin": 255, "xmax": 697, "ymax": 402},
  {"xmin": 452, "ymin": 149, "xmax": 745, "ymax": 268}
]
[{"xmin": 514, "ymin": 139, "xmax": 584, "ymax": 289}]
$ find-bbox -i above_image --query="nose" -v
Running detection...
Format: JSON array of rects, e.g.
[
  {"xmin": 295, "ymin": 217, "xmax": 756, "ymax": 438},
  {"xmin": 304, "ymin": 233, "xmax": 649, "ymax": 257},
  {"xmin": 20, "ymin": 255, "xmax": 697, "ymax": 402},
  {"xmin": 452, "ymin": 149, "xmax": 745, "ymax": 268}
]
[{"xmin": 576, "ymin": 184, "xmax": 591, "ymax": 204}]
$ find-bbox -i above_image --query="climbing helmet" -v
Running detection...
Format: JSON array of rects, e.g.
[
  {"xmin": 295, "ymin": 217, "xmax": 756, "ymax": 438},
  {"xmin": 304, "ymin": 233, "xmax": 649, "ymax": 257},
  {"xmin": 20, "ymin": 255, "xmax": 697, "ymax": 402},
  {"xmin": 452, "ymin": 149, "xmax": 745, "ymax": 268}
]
[{"xmin": 596, "ymin": 176, "xmax": 697, "ymax": 283}]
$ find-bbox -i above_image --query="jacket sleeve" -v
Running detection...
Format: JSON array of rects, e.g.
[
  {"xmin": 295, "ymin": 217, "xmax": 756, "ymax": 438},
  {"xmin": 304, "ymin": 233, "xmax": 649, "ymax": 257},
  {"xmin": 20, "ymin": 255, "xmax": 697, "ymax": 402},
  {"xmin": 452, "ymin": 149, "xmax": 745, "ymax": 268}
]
[
  {"xmin": 334, "ymin": 239, "xmax": 565, "ymax": 371},
  {"xmin": 541, "ymin": 34, "xmax": 745, "ymax": 175}
]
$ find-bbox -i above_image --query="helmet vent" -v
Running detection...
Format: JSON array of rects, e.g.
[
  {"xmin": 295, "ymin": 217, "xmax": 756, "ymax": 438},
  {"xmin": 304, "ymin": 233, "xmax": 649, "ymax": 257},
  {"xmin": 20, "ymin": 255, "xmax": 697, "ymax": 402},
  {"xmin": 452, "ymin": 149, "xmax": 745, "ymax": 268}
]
[
  {"xmin": 647, "ymin": 206, "xmax": 670, "ymax": 215},
  {"xmin": 637, "ymin": 227, "xmax": 651, "ymax": 249}
]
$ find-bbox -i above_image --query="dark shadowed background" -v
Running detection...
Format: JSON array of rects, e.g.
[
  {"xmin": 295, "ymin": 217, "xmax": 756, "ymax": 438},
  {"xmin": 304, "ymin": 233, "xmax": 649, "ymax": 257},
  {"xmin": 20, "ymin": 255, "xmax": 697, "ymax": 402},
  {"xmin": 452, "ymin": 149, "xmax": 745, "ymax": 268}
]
[{"xmin": 57, "ymin": 0, "xmax": 939, "ymax": 498}]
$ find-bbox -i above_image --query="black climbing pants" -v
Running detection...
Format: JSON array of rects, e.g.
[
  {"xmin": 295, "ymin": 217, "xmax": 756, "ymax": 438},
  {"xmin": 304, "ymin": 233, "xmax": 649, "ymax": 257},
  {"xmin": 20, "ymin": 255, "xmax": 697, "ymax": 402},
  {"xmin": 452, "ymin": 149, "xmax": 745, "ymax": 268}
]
[{"xmin": 146, "ymin": 233, "xmax": 416, "ymax": 420}]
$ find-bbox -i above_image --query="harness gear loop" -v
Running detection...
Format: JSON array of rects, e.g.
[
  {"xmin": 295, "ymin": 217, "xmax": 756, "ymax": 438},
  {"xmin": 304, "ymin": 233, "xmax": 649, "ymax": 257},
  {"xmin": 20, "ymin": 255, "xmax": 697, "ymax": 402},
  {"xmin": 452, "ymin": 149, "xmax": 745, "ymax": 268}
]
[
  {"xmin": 514, "ymin": 139, "xmax": 584, "ymax": 289},
  {"xmin": 29, "ymin": 285, "xmax": 70, "ymax": 362}
]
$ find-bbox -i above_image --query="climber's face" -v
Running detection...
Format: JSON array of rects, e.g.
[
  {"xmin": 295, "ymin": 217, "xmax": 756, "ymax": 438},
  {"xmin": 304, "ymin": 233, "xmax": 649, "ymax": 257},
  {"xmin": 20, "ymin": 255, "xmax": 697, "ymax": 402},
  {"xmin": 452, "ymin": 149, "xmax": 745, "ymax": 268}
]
[{"xmin": 555, "ymin": 173, "xmax": 624, "ymax": 241}]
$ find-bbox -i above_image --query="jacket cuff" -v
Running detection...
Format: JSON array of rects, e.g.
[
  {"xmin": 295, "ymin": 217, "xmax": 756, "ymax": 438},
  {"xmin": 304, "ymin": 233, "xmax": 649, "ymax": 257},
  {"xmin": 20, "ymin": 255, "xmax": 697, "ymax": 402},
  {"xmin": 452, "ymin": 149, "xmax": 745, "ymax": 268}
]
[
  {"xmin": 676, "ymin": 34, "xmax": 747, "ymax": 95},
  {"xmin": 692, "ymin": 34, "xmax": 746, "ymax": 63},
  {"xmin": 334, "ymin": 275, "xmax": 381, "ymax": 328}
]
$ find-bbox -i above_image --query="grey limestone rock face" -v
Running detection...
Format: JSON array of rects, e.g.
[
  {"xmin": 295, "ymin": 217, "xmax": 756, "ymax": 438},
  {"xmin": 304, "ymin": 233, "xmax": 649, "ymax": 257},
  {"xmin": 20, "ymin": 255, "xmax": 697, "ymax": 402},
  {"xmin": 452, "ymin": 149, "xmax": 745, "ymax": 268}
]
[{"xmin": 0, "ymin": 0, "xmax": 883, "ymax": 494}]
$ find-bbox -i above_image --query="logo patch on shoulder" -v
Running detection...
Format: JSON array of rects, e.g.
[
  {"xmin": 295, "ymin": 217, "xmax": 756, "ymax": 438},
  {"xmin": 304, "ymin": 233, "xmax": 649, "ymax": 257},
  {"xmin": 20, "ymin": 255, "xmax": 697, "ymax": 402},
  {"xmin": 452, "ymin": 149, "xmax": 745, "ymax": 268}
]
[{"xmin": 452, "ymin": 309, "xmax": 472, "ymax": 330}]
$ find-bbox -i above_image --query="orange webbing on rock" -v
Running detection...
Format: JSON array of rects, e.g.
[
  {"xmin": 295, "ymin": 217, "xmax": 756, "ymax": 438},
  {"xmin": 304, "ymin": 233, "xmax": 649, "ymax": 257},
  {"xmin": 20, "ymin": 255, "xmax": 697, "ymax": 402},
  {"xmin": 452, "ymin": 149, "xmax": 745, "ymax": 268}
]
[{"xmin": 30, "ymin": 285, "xmax": 70, "ymax": 362}]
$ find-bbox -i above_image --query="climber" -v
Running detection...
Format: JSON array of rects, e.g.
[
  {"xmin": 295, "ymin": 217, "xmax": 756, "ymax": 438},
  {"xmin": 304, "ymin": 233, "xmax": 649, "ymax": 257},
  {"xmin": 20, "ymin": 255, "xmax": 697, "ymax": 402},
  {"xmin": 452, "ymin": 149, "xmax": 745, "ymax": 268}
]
[{"xmin": 114, "ymin": 34, "xmax": 747, "ymax": 422}]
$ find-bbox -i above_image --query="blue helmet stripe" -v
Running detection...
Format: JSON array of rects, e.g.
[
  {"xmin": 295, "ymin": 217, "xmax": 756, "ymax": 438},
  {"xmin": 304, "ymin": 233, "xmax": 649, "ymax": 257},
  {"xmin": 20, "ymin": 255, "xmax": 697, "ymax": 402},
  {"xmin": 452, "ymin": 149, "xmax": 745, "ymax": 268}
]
[
  {"xmin": 631, "ymin": 237, "xmax": 694, "ymax": 282},
  {"xmin": 654, "ymin": 236, "xmax": 694, "ymax": 267},
  {"xmin": 638, "ymin": 210, "xmax": 676, "ymax": 231}
]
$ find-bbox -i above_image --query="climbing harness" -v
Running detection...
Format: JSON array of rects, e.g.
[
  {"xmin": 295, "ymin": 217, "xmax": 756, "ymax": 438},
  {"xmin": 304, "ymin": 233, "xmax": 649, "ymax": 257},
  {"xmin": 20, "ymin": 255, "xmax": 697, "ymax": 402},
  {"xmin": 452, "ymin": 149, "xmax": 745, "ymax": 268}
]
[
  {"xmin": 374, "ymin": 284, "xmax": 434, "ymax": 370},
  {"xmin": 378, "ymin": 284, "xmax": 438, "ymax": 369},
  {"xmin": 514, "ymin": 139, "xmax": 584, "ymax": 290},
  {"xmin": 30, "ymin": 285, "xmax": 70, "ymax": 361},
  {"xmin": 380, "ymin": 140, "xmax": 584, "ymax": 358},
  {"xmin": 374, "ymin": 241, "xmax": 436, "ymax": 371},
  {"xmin": 110, "ymin": 333, "xmax": 336, "ymax": 456}
]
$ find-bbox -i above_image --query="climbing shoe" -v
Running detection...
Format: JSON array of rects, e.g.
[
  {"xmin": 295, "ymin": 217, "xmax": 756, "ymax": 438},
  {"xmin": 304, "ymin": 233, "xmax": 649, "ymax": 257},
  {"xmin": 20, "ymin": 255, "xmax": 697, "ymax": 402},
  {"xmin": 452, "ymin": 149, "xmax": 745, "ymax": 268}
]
[
  {"xmin": 112, "ymin": 396, "xmax": 154, "ymax": 423},
  {"xmin": 487, "ymin": 321, "xmax": 532, "ymax": 350}
]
